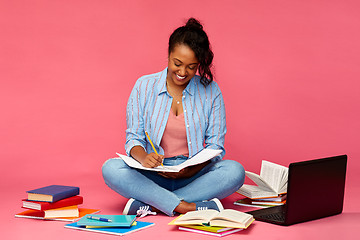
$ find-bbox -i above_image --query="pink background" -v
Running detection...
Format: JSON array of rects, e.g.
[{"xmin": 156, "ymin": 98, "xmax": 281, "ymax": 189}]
[{"xmin": 1, "ymin": 0, "xmax": 359, "ymax": 239}]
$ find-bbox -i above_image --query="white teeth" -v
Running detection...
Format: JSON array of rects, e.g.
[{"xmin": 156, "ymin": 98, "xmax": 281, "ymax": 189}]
[{"xmin": 176, "ymin": 74, "xmax": 186, "ymax": 80}]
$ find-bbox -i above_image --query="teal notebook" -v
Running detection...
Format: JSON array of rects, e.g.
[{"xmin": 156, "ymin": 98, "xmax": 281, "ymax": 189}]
[
  {"xmin": 76, "ymin": 214, "xmax": 137, "ymax": 227},
  {"xmin": 65, "ymin": 221, "xmax": 154, "ymax": 236}
]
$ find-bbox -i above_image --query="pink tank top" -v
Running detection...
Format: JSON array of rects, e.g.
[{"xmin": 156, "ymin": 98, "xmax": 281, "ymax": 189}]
[{"xmin": 160, "ymin": 109, "xmax": 189, "ymax": 158}]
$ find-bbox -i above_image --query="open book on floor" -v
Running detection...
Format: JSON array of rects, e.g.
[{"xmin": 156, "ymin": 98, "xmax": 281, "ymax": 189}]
[
  {"xmin": 117, "ymin": 149, "xmax": 222, "ymax": 172},
  {"xmin": 169, "ymin": 209, "xmax": 254, "ymax": 229},
  {"xmin": 237, "ymin": 160, "xmax": 288, "ymax": 199}
]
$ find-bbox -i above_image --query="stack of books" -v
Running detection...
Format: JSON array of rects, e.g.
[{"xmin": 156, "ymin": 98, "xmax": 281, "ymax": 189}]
[
  {"xmin": 168, "ymin": 209, "xmax": 254, "ymax": 237},
  {"xmin": 235, "ymin": 160, "xmax": 289, "ymax": 208},
  {"xmin": 64, "ymin": 214, "xmax": 155, "ymax": 236},
  {"xmin": 15, "ymin": 185, "xmax": 99, "ymax": 221},
  {"xmin": 234, "ymin": 194, "xmax": 287, "ymax": 208}
]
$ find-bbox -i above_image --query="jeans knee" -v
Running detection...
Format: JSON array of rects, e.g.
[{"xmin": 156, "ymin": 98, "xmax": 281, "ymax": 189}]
[
  {"xmin": 102, "ymin": 158, "xmax": 124, "ymax": 180},
  {"xmin": 221, "ymin": 160, "xmax": 245, "ymax": 186},
  {"xmin": 102, "ymin": 158, "xmax": 113, "ymax": 177}
]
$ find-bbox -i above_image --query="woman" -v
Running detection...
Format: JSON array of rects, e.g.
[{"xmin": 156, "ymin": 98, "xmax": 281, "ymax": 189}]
[{"xmin": 102, "ymin": 18, "xmax": 245, "ymax": 217}]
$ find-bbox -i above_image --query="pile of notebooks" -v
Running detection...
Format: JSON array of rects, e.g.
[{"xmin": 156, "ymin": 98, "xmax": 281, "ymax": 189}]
[
  {"xmin": 64, "ymin": 214, "xmax": 154, "ymax": 236},
  {"xmin": 234, "ymin": 194, "xmax": 287, "ymax": 208},
  {"xmin": 15, "ymin": 185, "xmax": 99, "ymax": 221}
]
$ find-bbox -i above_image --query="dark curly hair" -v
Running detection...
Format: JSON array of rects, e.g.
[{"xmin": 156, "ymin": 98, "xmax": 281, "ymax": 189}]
[{"xmin": 168, "ymin": 18, "xmax": 214, "ymax": 86}]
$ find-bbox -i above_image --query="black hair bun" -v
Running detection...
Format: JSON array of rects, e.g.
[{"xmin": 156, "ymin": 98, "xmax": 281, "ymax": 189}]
[{"xmin": 185, "ymin": 18, "xmax": 203, "ymax": 30}]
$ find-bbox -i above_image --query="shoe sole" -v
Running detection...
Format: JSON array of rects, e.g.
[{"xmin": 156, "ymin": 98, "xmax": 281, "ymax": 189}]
[{"xmin": 123, "ymin": 198, "xmax": 135, "ymax": 215}]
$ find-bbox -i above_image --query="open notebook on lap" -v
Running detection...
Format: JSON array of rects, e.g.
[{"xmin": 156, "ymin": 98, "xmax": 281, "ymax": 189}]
[{"xmin": 246, "ymin": 155, "xmax": 347, "ymax": 226}]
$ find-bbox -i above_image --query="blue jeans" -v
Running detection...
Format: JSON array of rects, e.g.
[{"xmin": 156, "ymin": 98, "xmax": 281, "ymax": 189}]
[{"xmin": 102, "ymin": 156, "xmax": 245, "ymax": 216}]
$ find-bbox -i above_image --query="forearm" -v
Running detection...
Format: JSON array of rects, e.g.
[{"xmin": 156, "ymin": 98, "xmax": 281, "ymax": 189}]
[{"xmin": 130, "ymin": 146, "xmax": 148, "ymax": 163}]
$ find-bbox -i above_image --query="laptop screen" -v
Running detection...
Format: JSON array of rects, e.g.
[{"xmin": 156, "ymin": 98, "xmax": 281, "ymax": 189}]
[{"xmin": 285, "ymin": 155, "xmax": 347, "ymax": 225}]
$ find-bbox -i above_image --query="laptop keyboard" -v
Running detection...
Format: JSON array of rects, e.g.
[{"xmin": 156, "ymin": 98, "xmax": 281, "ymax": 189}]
[
  {"xmin": 259, "ymin": 212, "xmax": 285, "ymax": 222},
  {"xmin": 247, "ymin": 205, "xmax": 287, "ymax": 223}
]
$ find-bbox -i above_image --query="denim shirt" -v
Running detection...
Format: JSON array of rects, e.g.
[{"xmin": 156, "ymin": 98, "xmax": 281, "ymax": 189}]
[{"xmin": 125, "ymin": 68, "xmax": 226, "ymax": 160}]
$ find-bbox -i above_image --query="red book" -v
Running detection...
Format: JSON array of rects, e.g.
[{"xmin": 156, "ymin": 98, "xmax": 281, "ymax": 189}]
[{"xmin": 22, "ymin": 195, "xmax": 83, "ymax": 211}]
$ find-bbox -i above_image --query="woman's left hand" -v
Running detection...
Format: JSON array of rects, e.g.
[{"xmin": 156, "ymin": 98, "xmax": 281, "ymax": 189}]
[{"xmin": 158, "ymin": 167, "xmax": 194, "ymax": 179}]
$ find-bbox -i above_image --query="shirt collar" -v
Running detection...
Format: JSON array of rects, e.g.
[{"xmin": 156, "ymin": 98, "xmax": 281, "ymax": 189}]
[
  {"xmin": 158, "ymin": 68, "xmax": 168, "ymax": 95},
  {"xmin": 157, "ymin": 67, "xmax": 196, "ymax": 96}
]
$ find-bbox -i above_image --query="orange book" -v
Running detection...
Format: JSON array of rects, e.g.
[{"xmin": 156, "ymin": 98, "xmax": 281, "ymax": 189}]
[{"xmin": 15, "ymin": 208, "xmax": 100, "ymax": 222}]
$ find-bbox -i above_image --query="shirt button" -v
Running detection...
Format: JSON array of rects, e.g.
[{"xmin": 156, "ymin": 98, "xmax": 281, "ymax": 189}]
[
  {"xmin": 184, "ymin": 110, "xmax": 187, "ymax": 113},
  {"xmin": 189, "ymin": 142, "xmax": 192, "ymax": 145},
  {"xmin": 187, "ymin": 125, "xmax": 189, "ymax": 128}
]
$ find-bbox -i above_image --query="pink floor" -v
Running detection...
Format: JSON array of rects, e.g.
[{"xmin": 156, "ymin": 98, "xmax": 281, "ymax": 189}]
[
  {"xmin": 2, "ymin": 0, "xmax": 360, "ymax": 239},
  {"xmin": 4, "ymin": 174, "xmax": 359, "ymax": 240}
]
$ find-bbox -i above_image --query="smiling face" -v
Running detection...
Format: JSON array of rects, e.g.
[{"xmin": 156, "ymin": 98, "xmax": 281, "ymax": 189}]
[{"xmin": 167, "ymin": 44, "xmax": 199, "ymax": 90}]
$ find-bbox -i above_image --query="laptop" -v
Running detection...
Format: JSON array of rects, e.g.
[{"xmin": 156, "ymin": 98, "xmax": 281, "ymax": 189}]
[{"xmin": 246, "ymin": 155, "xmax": 347, "ymax": 226}]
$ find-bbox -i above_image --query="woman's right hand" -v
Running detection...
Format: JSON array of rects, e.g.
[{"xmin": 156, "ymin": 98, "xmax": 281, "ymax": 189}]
[
  {"xmin": 139, "ymin": 153, "xmax": 164, "ymax": 168},
  {"xmin": 130, "ymin": 146, "xmax": 164, "ymax": 168}
]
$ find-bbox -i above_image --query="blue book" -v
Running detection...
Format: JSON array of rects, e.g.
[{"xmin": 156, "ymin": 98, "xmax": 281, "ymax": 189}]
[
  {"xmin": 76, "ymin": 214, "xmax": 137, "ymax": 227},
  {"xmin": 64, "ymin": 221, "xmax": 155, "ymax": 236},
  {"xmin": 27, "ymin": 185, "xmax": 80, "ymax": 202}
]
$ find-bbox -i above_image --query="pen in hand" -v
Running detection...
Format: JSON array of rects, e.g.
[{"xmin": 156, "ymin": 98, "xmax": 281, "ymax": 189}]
[
  {"xmin": 145, "ymin": 131, "xmax": 163, "ymax": 166},
  {"xmin": 87, "ymin": 215, "xmax": 112, "ymax": 222}
]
